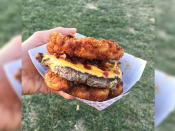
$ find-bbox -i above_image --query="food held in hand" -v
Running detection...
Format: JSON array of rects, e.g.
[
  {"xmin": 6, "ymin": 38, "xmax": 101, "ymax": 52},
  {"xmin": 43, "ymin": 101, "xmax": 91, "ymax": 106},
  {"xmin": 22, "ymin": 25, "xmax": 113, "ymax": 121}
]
[
  {"xmin": 47, "ymin": 32, "xmax": 124, "ymax": 60},
  {"xmin": 36, "ymin": 32, "xmax": 124, "ymax": 101}
]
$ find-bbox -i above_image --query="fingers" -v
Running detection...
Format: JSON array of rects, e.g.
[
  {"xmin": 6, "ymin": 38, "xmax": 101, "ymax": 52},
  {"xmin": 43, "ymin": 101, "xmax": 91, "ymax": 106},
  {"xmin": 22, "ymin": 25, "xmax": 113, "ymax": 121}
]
[
  {"xmin": 44, "ymin": 86, "xmax": 74, "ymax": 100},
  {"xmin": 57, "ymin": 91, "xmax": 74, "ymax": 100},
  {"xmin": 23, "ymin": 27, "xmax": 77, "ymax": 48},
  {"xmin": 48, "ymin": 27, "xmax": 76, "ymax": 35},
  {"xmin": 33, "ymin": 27, "xmax": 76, "ymax": 43},
  {"xmin": 22, "ymin": 27, "xmax": 76, "ymax": 100},
  {"xmin": 37, "ymin": 27, "xmax": 76, "ymax": 43},
  {"xmin": 52, "ymin": 90, "xmax": 74, "ymax": 100}
]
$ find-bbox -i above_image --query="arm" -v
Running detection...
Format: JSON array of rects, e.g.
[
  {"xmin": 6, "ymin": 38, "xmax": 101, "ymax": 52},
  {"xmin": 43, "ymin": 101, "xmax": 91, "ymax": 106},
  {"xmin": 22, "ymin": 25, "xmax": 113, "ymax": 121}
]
[{"xmin": 0, "ymin": 36, "xmax": 21, "ymax": 130}]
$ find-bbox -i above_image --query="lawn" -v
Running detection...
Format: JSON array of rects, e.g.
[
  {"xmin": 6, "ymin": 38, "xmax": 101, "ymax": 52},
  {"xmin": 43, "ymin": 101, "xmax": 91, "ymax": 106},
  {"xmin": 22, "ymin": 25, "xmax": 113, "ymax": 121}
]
[
  {"xmin": 0, "ymin": 0, "xmax": 21, "ymax": 47},
  {"xmin": 155, "ymin": 0, "xmax": 175, "ymax": 130},
  {"xmin": 155, "ymin": 0, "xmax": 175, "ymax": 75},
  {"xmin": 22, "ymin": 0, "xmax": 154, "ymax": 130}
]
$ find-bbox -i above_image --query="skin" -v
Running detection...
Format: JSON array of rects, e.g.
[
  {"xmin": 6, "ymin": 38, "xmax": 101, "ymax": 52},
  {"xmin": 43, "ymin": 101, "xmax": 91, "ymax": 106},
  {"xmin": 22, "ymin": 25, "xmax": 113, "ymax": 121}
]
[
  {"xmin": 0, "ymin": 36, "xmax": 21, "ymax": 130},
  {"xmin": 0, "ymin": 27, "xmax": 76, "ymax": 130},
  {"xmin": 22, "ymin": 27, "xmax": 76, "ymax": 99}
]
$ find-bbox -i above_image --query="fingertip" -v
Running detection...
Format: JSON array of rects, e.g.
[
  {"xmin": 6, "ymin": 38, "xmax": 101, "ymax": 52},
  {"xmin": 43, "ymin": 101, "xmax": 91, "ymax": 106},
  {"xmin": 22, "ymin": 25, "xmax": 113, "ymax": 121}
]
[
  {"xmin": 58, "ymin": 91, "xmax": 74, "ymax": 100},
  {"xmin": 53, "ymin": 27, "xmax": 77, "ymax": 35},
  {"xmin": 63, "ymin": 94, "xmax": 74, "ymax": 100},
  {"xmin": 64, "ymin": 95, "xmax": 74, "ymax": 100},
  {"xmin": 70, "ymin": 28, "xmax": 77, "ymax": 33}
]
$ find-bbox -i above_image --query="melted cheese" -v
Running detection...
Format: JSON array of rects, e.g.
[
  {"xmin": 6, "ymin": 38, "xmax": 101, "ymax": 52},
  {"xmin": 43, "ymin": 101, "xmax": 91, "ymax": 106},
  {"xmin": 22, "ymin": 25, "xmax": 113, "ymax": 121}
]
[{"xmin": 43, "ymin": 54, "xmax": 122, "ymax": 79}]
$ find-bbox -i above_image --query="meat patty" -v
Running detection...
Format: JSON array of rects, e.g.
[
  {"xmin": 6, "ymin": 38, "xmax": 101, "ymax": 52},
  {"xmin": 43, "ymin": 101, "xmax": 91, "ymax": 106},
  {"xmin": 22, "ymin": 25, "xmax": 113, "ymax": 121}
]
[
  {"xmin": 44, "ymin": 70, "xmax": 111, "ymax": 101},
  {"xmin": 53, "ymin": 66, "xmax": 121, "ymax": 89},
  {"xmin": 36, "ymin": 53, "xmax": 122, "ymax": 88}
]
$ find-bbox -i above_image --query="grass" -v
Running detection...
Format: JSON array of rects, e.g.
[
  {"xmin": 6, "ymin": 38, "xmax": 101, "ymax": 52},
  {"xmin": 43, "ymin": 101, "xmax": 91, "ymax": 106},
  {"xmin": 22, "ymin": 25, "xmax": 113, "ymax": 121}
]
[
  {"xmin": 22, "ymin": 0, "xmax": 154, "ymax": 130},
  {"xmin": 154, "ymin": 0, "xmax": 175, "ymax": 75},
  {"xmin": 155, "ymin": 0, "xmax": 175, "ymax": 130},
  {"xmin": 0, "ymin": 0, "xmax": 21, "ymax": 47}
]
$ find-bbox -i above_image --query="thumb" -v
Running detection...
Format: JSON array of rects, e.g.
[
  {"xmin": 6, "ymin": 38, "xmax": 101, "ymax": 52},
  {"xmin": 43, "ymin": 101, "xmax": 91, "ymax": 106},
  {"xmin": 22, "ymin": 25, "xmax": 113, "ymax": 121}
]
[{"xmin": 50, "ymin": 90, "xmax": 74, "ymax": 100}]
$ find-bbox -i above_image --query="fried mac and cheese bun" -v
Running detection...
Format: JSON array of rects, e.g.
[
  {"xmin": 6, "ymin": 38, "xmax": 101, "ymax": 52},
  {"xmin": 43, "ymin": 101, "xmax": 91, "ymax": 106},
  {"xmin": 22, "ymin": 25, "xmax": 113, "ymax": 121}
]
[
  {"xmin": 89, "ymin": 88, "xmax": 109, "ymax": 101},
  {"xmin": 44, "ymin": 69, "xmax": 70, "ymax": 91},
  {"xmin": 70, "ymin": 85, "xmax": 109, "ymax": 101},
  {"xmin": 47, "ymin": 32, "xmax": 124, "ymax": 60},
  {"xmin": 70, "ymin": 85, "xmax": 90, "ymax": 100},
  {"xmin": 108, "ymin": 82, "xmax": 123, "ymax": 98}
]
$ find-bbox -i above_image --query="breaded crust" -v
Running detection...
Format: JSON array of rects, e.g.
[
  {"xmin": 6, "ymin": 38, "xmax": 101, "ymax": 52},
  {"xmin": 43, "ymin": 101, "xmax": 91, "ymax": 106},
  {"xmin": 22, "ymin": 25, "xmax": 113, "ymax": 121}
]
[
  {"xmin": 47, "ymin": 32, "xmax": 124, "ymax": 60},
  {"xmin": 44, "ymin": 69, "xmax": 109, "ymax": 101},
  {"xmin": 44, "ymin": 69, "xmax": 123, "ymax": 101},
  {"xmin": 109, "ymin": 82, "xmax": 123, "ymax": 98},
  {"xmin": 53, "ymin": 66, "xmax": 120, "ymax": 89},
  {"xmin": 70, "ymin": 85, "xmax": 109, "ymax": 102},
  {"xmin": 44, "ymin": 69, "xmax": 70, "ymax": 91}
]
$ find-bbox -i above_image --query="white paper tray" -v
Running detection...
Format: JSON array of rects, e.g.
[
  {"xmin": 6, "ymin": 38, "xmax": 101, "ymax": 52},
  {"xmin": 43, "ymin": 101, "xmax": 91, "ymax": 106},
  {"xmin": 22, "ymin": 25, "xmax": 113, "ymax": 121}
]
[
  {"xmin": 28, "ymin": 33, "xmax": 147, "ymax": 110},
  {"xmin": 3, "ymin": 59, "xmax": 21, "ymax": 98},
  {"xmin": 155, "ymin": 70, "xmax": 175, "ymax": 126}
]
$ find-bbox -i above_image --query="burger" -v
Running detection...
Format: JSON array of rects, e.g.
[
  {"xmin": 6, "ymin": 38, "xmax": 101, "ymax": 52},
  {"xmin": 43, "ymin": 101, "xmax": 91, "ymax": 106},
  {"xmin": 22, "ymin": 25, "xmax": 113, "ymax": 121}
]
[{"xmin": 35, "ymin": 32, "xmax": 124, "ymax": 101}]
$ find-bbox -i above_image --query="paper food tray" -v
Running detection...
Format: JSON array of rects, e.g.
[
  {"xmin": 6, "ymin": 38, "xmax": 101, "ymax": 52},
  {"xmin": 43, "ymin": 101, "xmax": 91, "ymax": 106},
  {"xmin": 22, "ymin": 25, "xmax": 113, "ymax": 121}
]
[
  {"xmin": 28, "ymin": 33, "xmax": 147, "ymax": 110},
  {"xmin": 3, "ymin": 59, "xmax": 21, "ymax": 98},
  {"xmin": 155, "ymin": 70, "xmax": 175, "ymax": 126}
]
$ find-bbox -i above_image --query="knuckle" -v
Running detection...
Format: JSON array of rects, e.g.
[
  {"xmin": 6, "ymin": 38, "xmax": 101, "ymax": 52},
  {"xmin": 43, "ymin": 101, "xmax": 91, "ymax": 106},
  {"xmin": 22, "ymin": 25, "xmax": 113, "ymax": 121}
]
[
  {"xmin": 57, "ymin": 27, "xmax": 64, "ymax": 30},
  {"xmin": 33, "ymin": 31, "xmax": 43, "ymax": 37}
]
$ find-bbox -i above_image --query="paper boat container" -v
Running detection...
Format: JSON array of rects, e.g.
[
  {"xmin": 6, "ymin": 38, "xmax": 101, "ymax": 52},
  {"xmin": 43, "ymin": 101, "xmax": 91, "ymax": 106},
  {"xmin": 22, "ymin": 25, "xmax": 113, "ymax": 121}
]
[
  {"xmin": 3, "ymin": 59, "xmax": 22, "ymax": 98},
  {"xmin": 155, "ymin": 70, "xmax": 175, "ymax": 126},
  {"xmin": 28, "ymin": 33, "xmax": 147, "ymax": 110}
]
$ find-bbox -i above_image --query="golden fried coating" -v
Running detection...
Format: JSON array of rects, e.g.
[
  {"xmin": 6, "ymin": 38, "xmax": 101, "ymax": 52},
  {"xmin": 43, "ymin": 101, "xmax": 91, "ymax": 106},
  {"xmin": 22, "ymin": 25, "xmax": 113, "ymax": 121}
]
[
  {"xmin": 47, "ymin": 32, "xmax": 124, "ymax": 60},
  {"xmin": 70, "ymin": 85, "xmax": 109, "ymax": 101},
  {"xmin": 70, "ymin": 85, "xmax": 90, "ymax": 100},
  {"xmin": 44, "ymin": 69, "xmax": 121, "ymax": 101},
  {"xmin": 109, "ymin": 82, "xmax": 123, "ymax": 98},
  {"xmin": 89, "ymin": 88, "xmax": 109, "ymax": 101},
  {"xmin": 44, "ymin": 69, "xmax": 70, "ymax": 91}
]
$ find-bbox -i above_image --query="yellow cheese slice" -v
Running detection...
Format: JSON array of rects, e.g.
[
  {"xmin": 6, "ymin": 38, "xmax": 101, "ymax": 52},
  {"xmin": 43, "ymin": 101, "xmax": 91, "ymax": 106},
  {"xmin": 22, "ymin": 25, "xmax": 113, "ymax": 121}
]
[{"xmin": 42, "ymin": 53, "xmax": 122, "ymax": 79}]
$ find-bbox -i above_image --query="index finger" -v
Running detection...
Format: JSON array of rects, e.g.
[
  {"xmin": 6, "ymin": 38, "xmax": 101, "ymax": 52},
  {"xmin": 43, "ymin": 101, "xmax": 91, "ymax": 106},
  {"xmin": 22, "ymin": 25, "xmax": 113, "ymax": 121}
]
[
  {"xmin": 51, "ymin": 90, "xmax": 74, "ymax": 100},
  {"xmin": 22, "ymin": 27, "xmax": 76, "ymax": 48}
]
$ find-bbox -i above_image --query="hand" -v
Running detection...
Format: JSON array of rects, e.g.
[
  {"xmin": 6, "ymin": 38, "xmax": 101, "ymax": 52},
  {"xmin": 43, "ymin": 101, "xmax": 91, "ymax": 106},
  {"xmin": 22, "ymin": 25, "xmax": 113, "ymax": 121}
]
[
  {"xmin": 22, "ymin": 27, "xmax": 76, "ymax": 99},
  {"xmin": 0, "ymin": 36, "xmax": 21, "ymax": 130}
]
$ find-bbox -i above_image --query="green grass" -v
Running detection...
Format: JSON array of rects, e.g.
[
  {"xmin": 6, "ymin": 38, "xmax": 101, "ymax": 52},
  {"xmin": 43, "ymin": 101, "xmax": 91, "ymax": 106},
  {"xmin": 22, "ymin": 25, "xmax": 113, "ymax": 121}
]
[
  {"xmin": 0, "ymin": 0, "xmax": 21, "ymax": 47},
  {"xmin": 22, "ymin": 0, "xmax": 154, "ymax": 130},
  {"xmin": 156, "ymin": 111, "xmax": 175, "ymax": 131},
  {"xmin": 154, "ymin": 0, "xmax": 175, "ymax": 75},
  {"xmin": 155, "ymin": 0, "xmax": 175, "ymax": 130}
]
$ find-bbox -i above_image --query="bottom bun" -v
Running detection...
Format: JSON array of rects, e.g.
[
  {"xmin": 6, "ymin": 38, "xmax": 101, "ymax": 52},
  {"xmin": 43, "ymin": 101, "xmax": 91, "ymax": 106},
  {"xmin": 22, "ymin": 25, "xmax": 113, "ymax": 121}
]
[{"xmin": 44, "ymin": 69, "xmax": 123, "ymax": 101}]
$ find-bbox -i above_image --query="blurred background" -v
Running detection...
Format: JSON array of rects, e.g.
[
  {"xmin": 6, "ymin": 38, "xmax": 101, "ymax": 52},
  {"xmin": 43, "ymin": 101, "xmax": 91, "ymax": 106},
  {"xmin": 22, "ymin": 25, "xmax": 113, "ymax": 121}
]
[
  {"xmin": 22, "ymin": 0, "xmax": 154, "ymax": 130},
  {"xmin": 0, "ymin": 0, "xmax": 21, "ymax": 47},
  {"xmin": 0, "ymin": 0, "xmax": 21, "ymax": 130},
  {"xmin": 155, "ymin": 0, "xmax": 175, "ymax": 130}
]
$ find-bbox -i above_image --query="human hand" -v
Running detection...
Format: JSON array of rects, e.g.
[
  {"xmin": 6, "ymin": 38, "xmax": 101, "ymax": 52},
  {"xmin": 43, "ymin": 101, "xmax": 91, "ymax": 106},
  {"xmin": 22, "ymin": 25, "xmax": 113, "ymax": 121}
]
[
  {"xmin": 0, "ymin": 36, "xmax": 21, "ymax": 130},
  {"xmin": 22, "ymin": 27, "xmax": 76, "ymax": 99}
]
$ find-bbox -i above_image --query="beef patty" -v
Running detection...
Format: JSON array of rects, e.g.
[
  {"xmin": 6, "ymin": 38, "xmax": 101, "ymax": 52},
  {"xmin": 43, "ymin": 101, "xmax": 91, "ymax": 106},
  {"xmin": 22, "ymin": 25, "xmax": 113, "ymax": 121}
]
[{"xmin": 35, "ymin": 53, "xmax": 122, "ymax": 88}]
